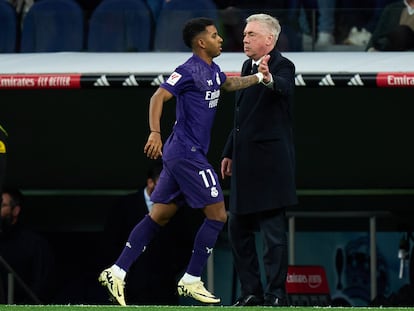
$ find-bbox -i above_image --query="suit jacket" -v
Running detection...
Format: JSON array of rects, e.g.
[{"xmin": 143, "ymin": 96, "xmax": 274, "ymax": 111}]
[
  {"xmin": 100, "ymin": 188, "xmax": 203, "ymax": 305},
  {"xmin": 222, "ymin": 48, "xmax": 298, "ymax": 215}
]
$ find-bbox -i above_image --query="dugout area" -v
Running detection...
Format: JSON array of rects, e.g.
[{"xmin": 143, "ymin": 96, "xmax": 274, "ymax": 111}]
[{"xmin": 1, "ymin": 52, "xmax": 414, "ymax": 305}]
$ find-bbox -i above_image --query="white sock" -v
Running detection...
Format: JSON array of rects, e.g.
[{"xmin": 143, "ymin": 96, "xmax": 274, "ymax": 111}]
[
  {"xmin": 181, "ymin": 272, "xmax": 201, "ymax": 284},
  {"xmin": 111, "ymin": 264, "xmax": 126, "ymax": 281}
]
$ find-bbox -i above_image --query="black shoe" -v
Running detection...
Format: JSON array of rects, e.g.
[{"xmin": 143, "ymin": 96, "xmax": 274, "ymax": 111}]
[
  {"xmin": 263, "ymin": 295, "xmax": 288, "ymax": 306},
  {"xmin": 233, "ymin": 294, "xmax": 264, "ymax": 306}
]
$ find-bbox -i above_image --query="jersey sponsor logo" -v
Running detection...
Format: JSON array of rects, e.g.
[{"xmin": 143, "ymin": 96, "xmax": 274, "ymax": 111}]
[
  {"xmin": 205, "ymin": 89, "xmax": 220, "ymax": 108},
  {"xmin": 209, "ymin": 99, "xmax": 218, "ymax": 108},
  {"xmin": 166, "ymin": 71, "xmax": 182, "ymax": 86},
  {"xmin": 205, "ymin": 89, "xmax": 220, "ymax": 100}
]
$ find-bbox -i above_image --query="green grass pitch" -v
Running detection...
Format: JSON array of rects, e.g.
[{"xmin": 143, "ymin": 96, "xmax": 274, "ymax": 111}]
[{"xmin": 0, "ymin": 306, "xmax": 413, "ymax": 311}]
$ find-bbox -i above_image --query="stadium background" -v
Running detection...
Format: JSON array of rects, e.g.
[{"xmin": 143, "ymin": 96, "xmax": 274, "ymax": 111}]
[{"xmin": 1, "ymin": 50, "xmax": 414, "ymax": 305}]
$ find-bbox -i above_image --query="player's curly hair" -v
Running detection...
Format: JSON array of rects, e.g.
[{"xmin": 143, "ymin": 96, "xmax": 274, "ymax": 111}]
[{"xmin": 182, "ymin": 17, "xmax": 214, "ymax": 49}]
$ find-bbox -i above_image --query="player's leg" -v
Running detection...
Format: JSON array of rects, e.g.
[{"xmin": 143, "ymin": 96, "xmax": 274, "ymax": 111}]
[
  {"xmin": 173, "ymin": 159, "xmax": 227, "ymax": 304},
  {"xmin": 178, "ymin": 201, "xmax": 226, "ymax": 304},
  {"xmin": 99, "ymin": 164, "xmax": 179, "ymax": 305},
  {"xmin": 99, "ymin": 202, "xmax": 178, "ymax": 305},
  {"xmin": 115, "ymin": 202, "xmax": 178, "ymax": 270}
]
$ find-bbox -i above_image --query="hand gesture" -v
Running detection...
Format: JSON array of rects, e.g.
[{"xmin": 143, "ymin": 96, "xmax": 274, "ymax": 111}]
[{"xmin": 259, "ymin": 55, "xmax": 271, "ymax": 83}]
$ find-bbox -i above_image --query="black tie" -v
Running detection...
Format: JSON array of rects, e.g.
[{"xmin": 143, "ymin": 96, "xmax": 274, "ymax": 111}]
[{"xmin": 251, "ymin": 63, "xmax": 258, "ymax": 74}]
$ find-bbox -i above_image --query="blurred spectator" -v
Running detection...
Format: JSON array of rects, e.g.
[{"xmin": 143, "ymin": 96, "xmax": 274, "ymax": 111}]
[
  {"xmin": 336, "ymin": 0, "xmax": 400, "ymax": 44},
  {"xmin": 215, "ymin": 0, "xmax": 302, "ymax": 51},
  {"xmin": 75, "ymin": 0, "xmax": 102, "ymax": 19},
  {"xmin": 366, "ymin": 0, "xmax": 414, "ymax": 51},
  {"xmin": 0, "ymin": 187, "xmax": 56, "ymax": 304},
  {"xmin": 146, "ymin": 0, "xmax": 164, "ymax": 21},
  {"xmin": 11, "ymin": 0, "xmax": 103, "ymax": 20},
  {"xmin": 7, "ymin": 0, "xmax": 33, "ymax": 33},
  {"xmin": 316, "ymin": 0, "xmax": 337, "ymax": 45},
  {"xmin": 99, "ymin": 161, "xmax": 204, "ymax": 305},
  {"xmin": 298, "ymin": 0, "xmax": 337, "ymax": 47},
  {"xmin": 7, "ymin": 0, "xmax": 33, "ymax": 18},
  {"xmin": 343, "ymin": 26, "xmax": 372, "ymax": 46}
]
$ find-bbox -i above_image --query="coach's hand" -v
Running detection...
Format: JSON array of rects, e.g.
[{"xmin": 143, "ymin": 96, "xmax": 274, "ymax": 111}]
[
  {"xmin": 259, "ymin": 54, "xmax": 271, "ymax": 84},
  {"xmin": 220, "ymin": 157, "xmax": 232, "ymax": 179}
]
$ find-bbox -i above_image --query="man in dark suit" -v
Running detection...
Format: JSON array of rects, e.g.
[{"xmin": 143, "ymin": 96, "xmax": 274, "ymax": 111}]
[
  {"xmin": 221, "ymin": 13, "xmax": 297, "ymax": 307},
  {"xmin": 100, "ymin": 161, "xmax": 204, "ymax": 305},
  {"xmin": 0, "ymin": 187, "xmax": 56, "ymax": 304}
]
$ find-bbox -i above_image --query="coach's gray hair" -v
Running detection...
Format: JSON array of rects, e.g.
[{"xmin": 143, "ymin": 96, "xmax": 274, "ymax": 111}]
[{"xmin": 246, "ymin": 14, "xmax": 281, "ymax": 44}]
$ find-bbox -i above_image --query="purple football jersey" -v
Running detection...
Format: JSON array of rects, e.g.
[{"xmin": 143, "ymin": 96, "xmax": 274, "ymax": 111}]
[
  {"xmin": 151, "ymin": 54, "xmax": 227, "ymax": 208},
  {"xmin": 160, "ymin": 54, "xmax": 227, "ymax": 161}
]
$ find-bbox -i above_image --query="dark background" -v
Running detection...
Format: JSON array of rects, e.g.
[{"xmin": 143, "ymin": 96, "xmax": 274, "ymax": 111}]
[
  {"xmin": 2, "ymin": 86, "xmax": 414, "ymax": 232},
  {"xmin": 3, "ymin": 87, "xmax": 414, "ymax": 190},
  {"xmin": 2, "ymin": 86, "xmax": 414, "ymax": 303}
]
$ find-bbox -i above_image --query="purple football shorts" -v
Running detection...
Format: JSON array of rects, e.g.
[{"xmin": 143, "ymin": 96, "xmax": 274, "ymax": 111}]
[{"xmin": 151, "ymin": 157, "xmax": 224, "ymax": 208}]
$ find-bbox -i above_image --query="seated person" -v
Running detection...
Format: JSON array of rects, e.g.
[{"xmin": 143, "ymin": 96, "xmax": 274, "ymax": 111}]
[
  {"xmin": 0, "ymin": 187, "xmax": 56, "ymax": 304},
  {"xmin": 99, "ymin": 161, "xmax": 204, "ymax": 305},
  {"xmin": 366, "ymin": 0, "xmax": 414, "ymax": 51}
]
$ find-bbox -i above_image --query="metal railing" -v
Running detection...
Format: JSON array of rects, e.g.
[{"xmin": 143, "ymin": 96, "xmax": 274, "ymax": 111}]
[{"xmin": 0, "ymin": 255, "xmax": 41, "ymax": 304}]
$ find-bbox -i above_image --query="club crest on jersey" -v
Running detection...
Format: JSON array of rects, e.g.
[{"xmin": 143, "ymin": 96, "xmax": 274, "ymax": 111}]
[
  {"xmin": 210, "ymin": 186, "xmax": 219, "ymax": 198},
  {"xmin": 166, "ymin": 71, "xmax": 182, "ymax": 86},
  {"xmin": 216, "ymin": 72, "xmax": 221, "ymax": 85}
]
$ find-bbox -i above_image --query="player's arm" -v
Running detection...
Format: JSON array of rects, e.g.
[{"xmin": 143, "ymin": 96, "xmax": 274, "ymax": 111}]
[
  {"xmin": 221, "ymin": 55, "xmax": 271, "ymax": 92},
  {"xmin": 144, "ymin": 87, "xmax": 173, "ymax": 159},
  {"xmin": 221, "ymin": 74, "xmax": 262, "ymax": 92}
]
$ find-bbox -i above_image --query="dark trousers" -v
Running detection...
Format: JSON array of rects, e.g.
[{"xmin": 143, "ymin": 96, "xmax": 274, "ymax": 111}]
[{"xmin": 228, "ymin": 208, "xmax": 288, "ymax": 299}]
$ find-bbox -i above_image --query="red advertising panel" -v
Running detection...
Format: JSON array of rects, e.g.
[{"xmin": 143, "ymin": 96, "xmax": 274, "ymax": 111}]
[
  {"xmin": 286, "ymin": 265, "xmax": 330, "ymax": 294},
  {"xmin": 376, "ymin": 73, "xmax": 414, "ymax": 87},
  {"xmin": 0, "ymin": 74, "xmax": 81, "ymax": 89}
]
